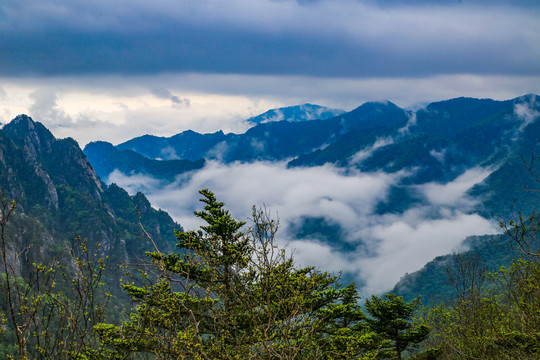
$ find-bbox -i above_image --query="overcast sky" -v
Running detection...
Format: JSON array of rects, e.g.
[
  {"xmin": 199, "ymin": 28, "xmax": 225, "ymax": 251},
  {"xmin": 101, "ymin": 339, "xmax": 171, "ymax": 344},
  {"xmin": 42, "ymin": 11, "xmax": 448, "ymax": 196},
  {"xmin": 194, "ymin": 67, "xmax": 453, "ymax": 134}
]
[{"xmin": 0, "ymin": 0, "xmax": 539, "ymax": 145}]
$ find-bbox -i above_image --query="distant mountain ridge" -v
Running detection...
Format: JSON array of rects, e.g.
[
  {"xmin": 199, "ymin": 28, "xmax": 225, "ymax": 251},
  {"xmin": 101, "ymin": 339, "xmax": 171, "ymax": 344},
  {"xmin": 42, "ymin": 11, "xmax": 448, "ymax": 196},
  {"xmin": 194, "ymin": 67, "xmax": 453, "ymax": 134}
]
[
  {"xmin": 81, "ymin": 95, "xmax": 540, "ymax": 306},
  {"xmin": 246, "ymin": 103, "xmax": 345, "ymax": 125},
  {"xmin": 84, "ymin": 95, "xmax": 540, "ymax": 218},
  {"xmin": 85, "ymin": 100, "xmax": 408, "ymax": 176},
  {"xmin": 117, "ymin": 130, "xmax": 229, "ymax": 161},
  {"xmin": 85, "ymin": 141, "xmax": 205, "ymax": 183}
]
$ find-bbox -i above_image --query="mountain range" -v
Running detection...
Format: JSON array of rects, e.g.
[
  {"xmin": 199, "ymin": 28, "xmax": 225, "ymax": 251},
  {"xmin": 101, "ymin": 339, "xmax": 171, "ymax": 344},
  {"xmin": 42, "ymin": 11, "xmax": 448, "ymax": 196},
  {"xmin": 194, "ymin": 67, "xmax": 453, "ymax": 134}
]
[
  {"xmin": 1, "ymin": 94, "xmax": 539, "ymax": 306},
  {"xmin": 85, "ymin": 94, "xmax": 540, "ymax": 218},
  {"xmin": 82, "ymin": 94, "xmax": 540, "ymax": 301}
]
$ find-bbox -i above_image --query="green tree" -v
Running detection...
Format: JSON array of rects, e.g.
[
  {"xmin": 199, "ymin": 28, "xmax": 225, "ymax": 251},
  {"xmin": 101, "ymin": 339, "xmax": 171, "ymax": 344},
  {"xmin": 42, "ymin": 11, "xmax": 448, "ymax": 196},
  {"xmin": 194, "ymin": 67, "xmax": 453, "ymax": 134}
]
[
  {"xmin": 0, "ymin": 195, "xmax": 112, "ymax": 360},
  {"xmin": 421, "ymin": 154, "xmax": 540, "ymax": 359},
  {"xmin": 365, "ymin": 294, "xmax": 436, "ymax": 360},
  {"xmin": 426, "ymin": 258, "xmax": 540, "ymax": 359},
  {"xmin": 315, "ymin": 282, "xmax": 379, "ymax": 359},
  {"xmin": 97, "ymin": 189, "xmax": 378, "ymax": 359}
]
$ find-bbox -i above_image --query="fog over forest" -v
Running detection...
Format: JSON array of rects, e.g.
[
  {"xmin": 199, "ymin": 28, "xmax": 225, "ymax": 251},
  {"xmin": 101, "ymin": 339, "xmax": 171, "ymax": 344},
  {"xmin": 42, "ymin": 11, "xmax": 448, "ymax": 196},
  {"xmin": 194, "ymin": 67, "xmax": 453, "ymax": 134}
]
[{"xmin": 108, "ymin": 160, "xmax": 498, "ymax": 295}]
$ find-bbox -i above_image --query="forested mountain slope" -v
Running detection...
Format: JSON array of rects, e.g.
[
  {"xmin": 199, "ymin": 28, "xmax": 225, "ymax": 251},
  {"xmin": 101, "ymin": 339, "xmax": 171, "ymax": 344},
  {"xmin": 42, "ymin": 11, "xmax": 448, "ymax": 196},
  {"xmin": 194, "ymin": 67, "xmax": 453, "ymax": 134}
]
[{"xmin": 0, "ymin": 115, "xmax": 179, "ymax": 266}]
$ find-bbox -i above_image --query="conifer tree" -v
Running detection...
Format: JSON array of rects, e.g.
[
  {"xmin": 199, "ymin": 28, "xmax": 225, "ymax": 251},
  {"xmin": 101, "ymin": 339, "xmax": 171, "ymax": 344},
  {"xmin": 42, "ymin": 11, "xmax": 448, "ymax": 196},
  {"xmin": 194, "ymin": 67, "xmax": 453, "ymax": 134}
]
[
  {"xmin": 365, "ymin": 294, "xmax": 434, "ymax": 360},
  {"xmin": 97, "ymin": 189, "xmax": 379, "ymax": 359}
]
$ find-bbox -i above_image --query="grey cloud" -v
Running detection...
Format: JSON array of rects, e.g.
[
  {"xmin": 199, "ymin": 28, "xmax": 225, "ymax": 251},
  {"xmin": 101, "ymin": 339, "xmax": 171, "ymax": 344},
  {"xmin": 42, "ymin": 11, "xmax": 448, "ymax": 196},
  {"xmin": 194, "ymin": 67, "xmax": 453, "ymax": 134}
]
[
  {"xmin": 106, "ymin": 160, "xmax": 498, "ymax": 295},
  {"xmin": 151, "ymin": 88, "xmax": 174, "ymax": 99},
  {"xmin": 377, "ymin": 0, "xmax": 539, "ymax": 7},
  {"xmin": 0, "ymin": 0, "xmax": 538, "ymax": 78},
  {"xmin": 151, "ymin": 88, "xmax": 190, "ymax": 107},
  {"xmin": 3, "ymin": 74, "xmax": 538, "ymax": 147},
  {"xmin": 28, "ymin": 89, "xmax": 73, "ymax": 127},
  {"xmin": 171, "ymin": 96, "xmax": 189, "ymax": 106}
]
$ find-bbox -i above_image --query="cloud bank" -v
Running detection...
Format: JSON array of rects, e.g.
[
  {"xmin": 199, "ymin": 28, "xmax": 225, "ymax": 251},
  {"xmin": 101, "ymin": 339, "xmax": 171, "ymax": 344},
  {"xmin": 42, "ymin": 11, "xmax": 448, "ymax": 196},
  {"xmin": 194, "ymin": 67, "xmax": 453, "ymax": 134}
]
[
  {"xmin": 107, "ymin": 160, "xmax": 498, "ymax": 295},
  {"xmin": 1, "ymin": 74, "xmax": 537, "ymax": 147}
]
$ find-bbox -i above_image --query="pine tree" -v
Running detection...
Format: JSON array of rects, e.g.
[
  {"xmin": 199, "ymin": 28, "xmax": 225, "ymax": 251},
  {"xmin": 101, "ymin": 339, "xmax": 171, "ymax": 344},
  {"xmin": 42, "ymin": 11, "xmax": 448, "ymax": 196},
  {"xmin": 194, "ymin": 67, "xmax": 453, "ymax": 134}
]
[
  {"xmin": 365, "ymin": 294, "xmax": 434, "ymax": 360},
  {"xmin": 97, "ymin": 189, "xmax": 379, "ymax": 359}
]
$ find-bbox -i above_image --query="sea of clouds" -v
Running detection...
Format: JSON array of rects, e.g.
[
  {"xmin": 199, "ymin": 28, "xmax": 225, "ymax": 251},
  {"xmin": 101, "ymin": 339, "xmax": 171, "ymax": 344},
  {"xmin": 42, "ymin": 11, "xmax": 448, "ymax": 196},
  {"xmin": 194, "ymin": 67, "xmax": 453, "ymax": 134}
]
[{"xmin": 108, "ymin": 161, "xmax": 498, "ymax": 296}]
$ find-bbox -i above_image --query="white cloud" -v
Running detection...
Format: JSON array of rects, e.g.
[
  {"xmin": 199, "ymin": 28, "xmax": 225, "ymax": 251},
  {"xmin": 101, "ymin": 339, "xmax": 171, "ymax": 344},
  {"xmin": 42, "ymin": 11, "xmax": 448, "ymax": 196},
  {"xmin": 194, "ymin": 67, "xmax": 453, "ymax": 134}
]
[
  {"xmin": 107, "ymin": 160, "xmax": 498, "ymax": 295},
  {"xmin": 159, "ymin": 146, "xmax": 180, "ymax": 160},
  {"xmin": 357, "ymin": 211, "xmax": 497, "ymax": 295},
  {"xmin": 415, "ymin": 166, "xmax": 494, "ymax": 207},
  {"xmin": 349, "ymin": 137, "xmax": 394, "ymax": 166},
  {"xmin": 398, "ymin": 111, "xmax": 417, "ymax": 135},
  {"xmin": 28, "ymin": 89, "xmax": 72, "ymax": 126},
  {"xmin": 429, "ymin": 148, "xmax": 446, "ymax": 163},
  {"xmin": 2, "ymin": 74, "xmax": 536, "ymax": 147},
  {"xmin": 260, "ymin": 109, "xmax": 285, "ymax": 123},
  {"xmin": 514, "ymin": 94, "xmax": 540, "ymax": 132}
]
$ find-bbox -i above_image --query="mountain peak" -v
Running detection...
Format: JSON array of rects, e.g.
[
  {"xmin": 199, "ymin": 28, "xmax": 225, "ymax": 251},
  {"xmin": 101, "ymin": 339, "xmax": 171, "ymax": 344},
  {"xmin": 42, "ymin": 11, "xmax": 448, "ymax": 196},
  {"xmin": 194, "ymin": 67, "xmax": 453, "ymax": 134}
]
[
  {"xmin": 247, "ymin": 104, "xmax": 345, "ymax": 125},
  {"xmin": 3, "ymin": 115, "xmax": 56, "ymax": 157},
  {"xmin": 513, "ymin": 93, "xmax": 539, "ymax": 104},
  {"xmin": 342, "ymin": 100, "xmax": 407, "ymax": 131},
  {"xmin": 352, "ymin": 100, "xmax": 399, "ymax": 111},
  {"xmin": 2, "ymin": 114, "xmax": 104, "ymax": 202}
]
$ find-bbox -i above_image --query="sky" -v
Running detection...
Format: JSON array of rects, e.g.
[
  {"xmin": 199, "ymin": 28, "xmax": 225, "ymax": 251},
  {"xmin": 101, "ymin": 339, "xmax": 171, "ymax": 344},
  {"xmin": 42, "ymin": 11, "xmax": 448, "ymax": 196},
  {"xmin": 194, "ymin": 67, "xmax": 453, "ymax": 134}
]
[{"xmin": 1, "ymin": 0, "xmax": 539, "ymax": 146}]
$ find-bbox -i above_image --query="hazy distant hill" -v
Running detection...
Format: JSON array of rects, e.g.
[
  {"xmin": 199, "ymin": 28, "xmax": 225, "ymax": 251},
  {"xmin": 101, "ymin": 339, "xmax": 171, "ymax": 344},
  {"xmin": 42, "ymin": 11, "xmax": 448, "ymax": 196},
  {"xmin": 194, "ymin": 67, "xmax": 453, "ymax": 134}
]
[
  {"xmin": 111, "ymin": 103, "xmax": 344, "ymax": 163},
  {"xmin": 246, "ymin": 103, "xmax": 345, "ymax": 125},
  {"xmin": 85, "ymin": 141, "xmax": 205, "ymax": 183},
  {"xmin": 116, "ymin": 130, "xmax": 230, "ymax": 161},
  {"xmin": 84, "ymin": 100, "xmax": 407, "ymax": 177}
]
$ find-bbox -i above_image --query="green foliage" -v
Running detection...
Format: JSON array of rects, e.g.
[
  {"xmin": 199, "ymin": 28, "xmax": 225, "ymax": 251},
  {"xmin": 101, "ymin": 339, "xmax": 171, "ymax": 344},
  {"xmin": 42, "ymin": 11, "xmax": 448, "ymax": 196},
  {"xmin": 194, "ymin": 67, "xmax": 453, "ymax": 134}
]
[
  {"xmin": 0, "ymin": 197, "xmax": 113, "ymax": 359},
  {"xmin": 0, "ymin": 188, "xmax": 444, "ymax": 359},
  {"xmin": 425, "ymin": 258, "xmax": 540, "ymax": 359},
  {"xmin": 365, "ymin": 294, "xmax": 437, "ymax": 360},
  {"xmin": 392, "ymin": 234, "xmax": 523, "ymax": 307},
  {"xmin": 98, "ymin": 190, "xmax": 382, "ymax": 359}
]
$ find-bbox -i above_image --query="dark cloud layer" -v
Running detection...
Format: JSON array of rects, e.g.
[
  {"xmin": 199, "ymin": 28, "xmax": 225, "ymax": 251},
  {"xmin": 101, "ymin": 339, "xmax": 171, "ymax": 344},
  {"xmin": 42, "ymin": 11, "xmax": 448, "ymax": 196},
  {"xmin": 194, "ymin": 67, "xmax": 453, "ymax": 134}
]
[{"xmin": 1, "ymin": 0, "xmax": 538, "ymax": 78}]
